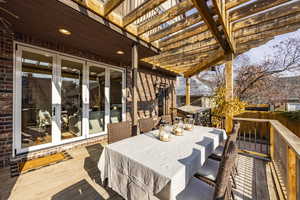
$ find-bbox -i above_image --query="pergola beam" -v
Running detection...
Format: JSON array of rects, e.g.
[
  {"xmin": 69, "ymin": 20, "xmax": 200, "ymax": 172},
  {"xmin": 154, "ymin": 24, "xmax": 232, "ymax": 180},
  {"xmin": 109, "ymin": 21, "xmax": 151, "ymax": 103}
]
[
  {"xmin": 103, "ymin": 0, "xmax": 125, "ymax": 16},
  {"xmin": 230, "ymin": 0, "xmax": 291, "ymax": 22},
  {"xmin": 152, "ymin": 9, "xmax": 300, "ymax": 63},
  {"xmin": 235, "ymin": 12, "xmax": 300, "ymax": 40},
  {"xmin": 184, "ymin": 48, "xmax": 227, "ymax": 77},
  {"xmin": 148, "ymin": 0, "xmax": 251, "ymax": 43},
  {"xmin": 225, "ymin": 0, "xmax": 252, "ymax": 10},
  {"xmin": 161, "ymin": 30, "xmax": 213, "ymax": 51},
  {"xmin": 123, "ymin": 0, "xmax": 168, "ymax": 27},
  {"xmin": 233, "ymin": 1, "xmax": 300, "ymax": 31},
  {"xmin": 155, "ymin": 0, "xmax": 291, "ymax": 48},
  {"xmin": 212, "ymin": 0, "xmax": 236, "ymax": 52},
  {"xmin": 159, "ymin": 23, "xmax": 208, "ymax": 48},
  {"xmin": 192, "ymin": 0, "xmax": 230, "ymax": 52},
  {"xmin": 143, "ymin": 40, "xmax": 218, "ymax": 64},
  {"xmin": 149, "ymin": 12, "xmax": 202, "ymax": 42},
  {"xmin": 137, "ymin": 0, "xmax": 194, "ymax": 35}
]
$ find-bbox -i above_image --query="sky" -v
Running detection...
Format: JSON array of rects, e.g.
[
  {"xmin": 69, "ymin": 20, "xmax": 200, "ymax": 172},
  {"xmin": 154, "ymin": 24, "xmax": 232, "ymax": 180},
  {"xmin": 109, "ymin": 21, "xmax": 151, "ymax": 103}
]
[
  {"xmin": 245, "ymin": 29, "xmax": 300, "ymax": 64},
  {"xmin": 176, "ymin": 29, "xmax": 300, "ymax": 94}
]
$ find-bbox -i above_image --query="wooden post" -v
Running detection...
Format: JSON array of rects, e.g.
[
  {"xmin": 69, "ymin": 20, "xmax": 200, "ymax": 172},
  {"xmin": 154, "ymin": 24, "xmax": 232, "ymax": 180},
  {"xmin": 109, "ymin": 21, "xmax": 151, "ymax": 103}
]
[
  {"xmin": 270, "ymin": 125, "xmax": 275, "ymax": 158},
  {"xmin": 186, "ymin": 78, "xmax": 191, "ymax": 105},
  {"xmin": 132, "ymin": 43, "xmax": 138, "ymax": 135},
  {"xmin": 225, "ymin": 54, "xmax": 234, "ymax": 133},
  {"xmin": 287, "ymin": 147, "xmax": 297, "ymax": 200}
]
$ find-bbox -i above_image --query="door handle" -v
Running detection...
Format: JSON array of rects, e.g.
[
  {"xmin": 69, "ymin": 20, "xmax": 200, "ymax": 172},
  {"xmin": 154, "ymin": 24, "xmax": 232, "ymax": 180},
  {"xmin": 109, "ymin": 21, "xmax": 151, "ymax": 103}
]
[{"xmin": 53, "ymin": 107, "xmax": 56, "ymax": 116}]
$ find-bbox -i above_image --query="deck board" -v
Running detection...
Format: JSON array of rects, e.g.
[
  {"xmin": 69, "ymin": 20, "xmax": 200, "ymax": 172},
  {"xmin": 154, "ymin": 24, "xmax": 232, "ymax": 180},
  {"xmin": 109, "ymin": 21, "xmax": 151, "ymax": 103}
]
[
  {"xmin": 0, "ymin": 143, "xmax": 273, "ymax": 200},
  {"xmin": 233, "ymin": 154, "xmax": 271, "ymax": 200}
]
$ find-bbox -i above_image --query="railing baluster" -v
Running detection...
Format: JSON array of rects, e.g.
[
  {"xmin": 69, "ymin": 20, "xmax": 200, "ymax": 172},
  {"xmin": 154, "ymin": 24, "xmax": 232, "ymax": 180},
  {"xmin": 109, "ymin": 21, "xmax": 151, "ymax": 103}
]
[
  {"xmin": 238, "ymin": 129, "xmax": 240, "ymax": 149},
  {"xmin": 244, "ymin": 130, "xmax": 246, "ymax": 150},
  {"xmin": 254, "ymin": 128, "xmax": 257, "ymax": 152},
  {"xmin": 260, "ymin": 129, "xmax": 263, "ymax": 153},
  {"xmin": 249, "ymin": 129, "xmax": 252, "ymax": 150}
]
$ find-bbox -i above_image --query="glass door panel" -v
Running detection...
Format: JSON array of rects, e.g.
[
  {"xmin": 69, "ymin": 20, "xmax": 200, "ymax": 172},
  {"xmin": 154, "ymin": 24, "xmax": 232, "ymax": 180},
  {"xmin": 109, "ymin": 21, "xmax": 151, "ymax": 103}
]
[
  {"xmin": 110, "ymin": 70, "xmax": 123, "ymax": 123},
  {"xmin": 88, "ymin": 66, "xmax": 105, "ymax": 134},
  {"xmin": 21, "ymin": 50, "xmax": 53, "ymax": 148},
  {"xmin": 61, "ymin": 59, "xmax": 83, "ymax": 140}
]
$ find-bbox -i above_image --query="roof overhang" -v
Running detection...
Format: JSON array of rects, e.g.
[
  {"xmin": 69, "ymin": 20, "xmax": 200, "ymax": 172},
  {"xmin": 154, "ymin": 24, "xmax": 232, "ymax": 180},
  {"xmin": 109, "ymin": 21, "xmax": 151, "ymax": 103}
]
[{"xmin": 1, "ymin": 0, "xmax": 160, "ymax": 66}]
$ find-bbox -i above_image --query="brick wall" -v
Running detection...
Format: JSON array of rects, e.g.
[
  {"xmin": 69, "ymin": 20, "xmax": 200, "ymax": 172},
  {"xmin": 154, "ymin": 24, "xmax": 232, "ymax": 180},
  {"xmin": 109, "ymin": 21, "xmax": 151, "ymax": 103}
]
[
  {"xmin": 0, "ymin": 28, "xmax": 14, "ymax": 168},
  {"xmin": 0, "ymin": 32, "xmax": 177, "ymax": 168}
]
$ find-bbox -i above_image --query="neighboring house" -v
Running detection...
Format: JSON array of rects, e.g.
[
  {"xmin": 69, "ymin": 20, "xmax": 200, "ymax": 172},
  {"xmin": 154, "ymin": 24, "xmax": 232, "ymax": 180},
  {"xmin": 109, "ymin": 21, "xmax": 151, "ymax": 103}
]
[
  {"xmin": 286, "ymin": 102, "xmax": 300, "ymax": 111},
  {"xmin": 271, "ymin": 76, "xmax": 300, "ymax": 111},
  {"xmin": 0, "ymin": 0, "xmax": 178, "ymax": 167},
  {"xmin": 176, "ymin": 77, "xmax": 214, "ymax": 107}
]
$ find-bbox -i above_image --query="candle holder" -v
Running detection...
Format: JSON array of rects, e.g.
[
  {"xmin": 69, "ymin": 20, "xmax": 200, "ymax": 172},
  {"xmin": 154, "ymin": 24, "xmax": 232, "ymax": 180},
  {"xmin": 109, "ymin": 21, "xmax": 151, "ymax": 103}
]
[
  {"xmin": 159, "ymin": 124, "xmax": 171, "ymax": 142},
  {"xmin": 172, "ymin": 117, "xmax": 184, "ymax": 136},
  {"xmin": 184, "ymin": 117, "xmax": 194, "ymax": 131}
]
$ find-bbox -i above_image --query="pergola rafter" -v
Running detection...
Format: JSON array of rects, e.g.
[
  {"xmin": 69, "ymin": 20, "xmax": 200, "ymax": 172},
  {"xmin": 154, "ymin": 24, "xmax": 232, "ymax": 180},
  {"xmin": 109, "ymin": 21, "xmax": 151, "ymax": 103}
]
[
  {"xmin": 71, "ymin": 0, "xmax": 300, "ymax": 77},
  {"xmin": 192, "ymin": 0, "xmax": 231, "ymax": 53},
  {"xmin": 137, "ymin": 0, "xmax": 194, "ymax": 35},
  {"xmin": 103, "ymin": 0, "xmax": 125, "ymax": 16}
]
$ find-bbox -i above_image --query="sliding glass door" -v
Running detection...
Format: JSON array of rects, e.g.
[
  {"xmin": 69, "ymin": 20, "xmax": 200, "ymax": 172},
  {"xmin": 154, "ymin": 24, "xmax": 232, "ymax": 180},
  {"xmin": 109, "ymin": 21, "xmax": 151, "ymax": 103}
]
[
  {"xmin": 14, "ymin": 44, "xmax": 125, "ymax": 154},
  {"xmin": 15, "ymin": 47, "xmax": 58, "ymax": 153},
  {"xmin": 60, "ymin": 57, "xmax": 85, "ymax": 141},
  {"xmin": 110, "ymin": 69, "xmax": 125, "ymax": 123},
  {"xmin": 88, "ymin": 64, "xmax": 106, "ymax": 135}
]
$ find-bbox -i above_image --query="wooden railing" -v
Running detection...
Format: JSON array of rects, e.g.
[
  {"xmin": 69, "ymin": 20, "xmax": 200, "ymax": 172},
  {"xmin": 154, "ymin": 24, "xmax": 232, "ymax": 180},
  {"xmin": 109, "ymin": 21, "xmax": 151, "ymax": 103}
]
[{"xmin": 233, "ymin": 117, "xmax": 300, "ymax": 200}]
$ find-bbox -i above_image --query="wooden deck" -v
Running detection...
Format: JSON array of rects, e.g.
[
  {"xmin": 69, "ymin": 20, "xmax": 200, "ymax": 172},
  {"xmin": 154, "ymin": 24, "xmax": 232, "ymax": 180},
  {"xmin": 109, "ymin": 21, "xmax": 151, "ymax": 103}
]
[
  {"xmin": 233, "ymin": 154, "xmax": 274, "ymax": 200},
  {"xmin": 0, "ymin": 143, "xmax": 274, "ymax": 200}
]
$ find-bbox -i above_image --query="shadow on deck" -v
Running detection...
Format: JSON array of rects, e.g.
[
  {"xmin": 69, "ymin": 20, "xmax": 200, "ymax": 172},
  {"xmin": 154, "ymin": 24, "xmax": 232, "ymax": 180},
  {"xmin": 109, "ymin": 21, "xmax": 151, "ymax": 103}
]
[{"xmin": 0, "ymin": 143, "xmax": 274, "ymax": 200}]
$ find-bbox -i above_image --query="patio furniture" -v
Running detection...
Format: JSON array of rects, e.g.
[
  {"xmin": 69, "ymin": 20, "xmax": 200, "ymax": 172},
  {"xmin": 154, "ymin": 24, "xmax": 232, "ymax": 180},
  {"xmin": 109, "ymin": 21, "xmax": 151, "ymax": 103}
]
[
  {"xmin": 209, "ymin": 122, "xmax": 240, "ymax": 161},
  {"xmin": 138, "ymin": 117, "xmax": 155, "ymax": 134},
  {"xmin": 98, "ymin": 126, "xmax": 227, "ymax": 200},
  {"xmin": 177, "ymin": 143, "xmax": 236, "ymax": 200},
  {"xmin": 107, "ymin": 121, "xmax": 132, "ymax": 144},
  {"xmin": 161, "ymin": 114, "xmax": 172, "ymax": 124},
  {"xmin": 177, "ymin": 105, "xmax": 212, "ymax": 126},
  {"xmin": 195, "ymin": 141, "xmax": 238, "ymax": 183}
]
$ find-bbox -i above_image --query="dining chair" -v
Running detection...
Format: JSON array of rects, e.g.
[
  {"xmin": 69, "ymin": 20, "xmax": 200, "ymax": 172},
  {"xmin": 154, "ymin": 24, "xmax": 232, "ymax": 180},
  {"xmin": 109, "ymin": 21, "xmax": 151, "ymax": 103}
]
[
  {"xmin": 138, "ymin": 118, "xmax": 155, "ymax": 134},
  {"xmin": 195, "ymin": 141, "xmax": 238, "ymax": 185},
  {"xmin": 161, "ymin": 115, "xmax": 172, "ymax": 125},
  {"xmin": 209, "ymin": 122, "xmax": 240, "ymax": 161},
  {"xmin": 107, "ymin": 121, "xmax": 132, "ymax": 144},
  {"xmin": 177, "ymin": 143, "xmax": 236, "ymax": 200}
]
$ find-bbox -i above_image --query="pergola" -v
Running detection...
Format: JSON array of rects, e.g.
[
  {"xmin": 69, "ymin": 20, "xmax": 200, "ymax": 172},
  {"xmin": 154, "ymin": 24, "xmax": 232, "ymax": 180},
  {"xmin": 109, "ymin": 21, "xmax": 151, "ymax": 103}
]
[{"xmin": 68, "ymin": 0, "xmax": 299, "ymax": 133}]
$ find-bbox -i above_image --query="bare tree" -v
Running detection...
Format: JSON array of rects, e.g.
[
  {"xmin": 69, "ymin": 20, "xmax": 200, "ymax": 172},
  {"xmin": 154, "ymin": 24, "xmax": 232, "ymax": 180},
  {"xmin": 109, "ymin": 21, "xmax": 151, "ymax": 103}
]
[
  {"xmin": 196, "ymin": 36, "xmax": 300, "ymax": 104},
  {"xmin": 235, "ymin": 37, "xmax": 300, "ymax": 102}
]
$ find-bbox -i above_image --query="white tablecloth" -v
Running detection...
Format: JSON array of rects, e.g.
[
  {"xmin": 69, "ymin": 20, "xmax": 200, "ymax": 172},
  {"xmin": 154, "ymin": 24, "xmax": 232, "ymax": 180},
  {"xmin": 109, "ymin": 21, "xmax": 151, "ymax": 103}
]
[{"xmin": 98, "ymin": 126, "xmax": 227, "ymax": 200}]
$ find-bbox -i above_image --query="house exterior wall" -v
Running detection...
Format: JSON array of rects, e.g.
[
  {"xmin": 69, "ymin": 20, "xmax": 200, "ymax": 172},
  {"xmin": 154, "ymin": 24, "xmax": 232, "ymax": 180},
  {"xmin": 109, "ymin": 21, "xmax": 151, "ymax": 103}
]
[
  {"xmin": 0, "ymin": 31, "xmax": 176, "ymax": 168},
  {"xmin": 0, "ymin": 29, "xmax": 14, "ymax": 168},
  {"xmin": 126, "ymin": 67, "xmax": 176, "ymax": 121}
]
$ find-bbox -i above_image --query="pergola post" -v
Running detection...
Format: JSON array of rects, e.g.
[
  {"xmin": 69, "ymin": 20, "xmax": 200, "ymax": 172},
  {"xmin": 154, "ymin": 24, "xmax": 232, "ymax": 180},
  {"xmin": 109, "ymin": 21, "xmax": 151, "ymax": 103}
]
[
  {"xmin": 132, "ymin": 43, "xmax": 138, "ymax": 135},
  {"xmin": 225, "ymin": 54, "xmax": 234, "ymax": 133},
  {"xmin": 185, "ymin": 78, "xmax": 191, "ymax": 105}
]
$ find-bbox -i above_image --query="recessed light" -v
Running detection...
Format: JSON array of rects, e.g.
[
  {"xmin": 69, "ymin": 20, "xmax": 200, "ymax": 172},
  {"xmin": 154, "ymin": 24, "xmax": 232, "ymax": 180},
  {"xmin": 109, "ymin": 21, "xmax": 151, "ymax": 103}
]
[
  {"xmin": 116, "ymin": 50, "xmax": 124, "ymax": 55},
  {"xmin": 59, "ymin": 28, "xmax": 71, "ymax": 35}
]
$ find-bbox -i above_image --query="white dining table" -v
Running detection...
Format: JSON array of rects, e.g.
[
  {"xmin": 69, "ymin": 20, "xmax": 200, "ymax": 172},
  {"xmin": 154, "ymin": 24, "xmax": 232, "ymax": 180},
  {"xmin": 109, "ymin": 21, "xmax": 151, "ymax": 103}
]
[{"xmin": 98, "ymin": 126, "xmax": 227, "ymax": 200}]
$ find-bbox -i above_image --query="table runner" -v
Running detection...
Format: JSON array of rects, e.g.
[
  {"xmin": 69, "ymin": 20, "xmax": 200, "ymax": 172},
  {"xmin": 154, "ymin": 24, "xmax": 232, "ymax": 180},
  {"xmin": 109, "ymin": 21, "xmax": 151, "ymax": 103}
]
[{"xmin": 98, "ymin": 126, "xmax": 227, "ymax": 200}]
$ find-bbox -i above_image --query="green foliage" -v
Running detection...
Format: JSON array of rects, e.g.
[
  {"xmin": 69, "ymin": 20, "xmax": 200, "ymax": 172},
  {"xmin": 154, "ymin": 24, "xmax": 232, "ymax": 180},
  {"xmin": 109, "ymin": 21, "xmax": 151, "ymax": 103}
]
[{"xmin": 211, "ymin": 87, "xmax": 246, "ymax": 127}]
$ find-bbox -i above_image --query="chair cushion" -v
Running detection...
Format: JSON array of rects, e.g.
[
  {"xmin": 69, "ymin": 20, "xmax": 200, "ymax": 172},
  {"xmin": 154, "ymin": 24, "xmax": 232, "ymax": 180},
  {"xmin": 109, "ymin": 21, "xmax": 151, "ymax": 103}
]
[
  {"xmin": 176, "ymin": 177, "xmax": 214, "ymax": 200},
  {"xmin": 196, "ymin": 158, "xmax": 220, "ymax": 181},
  {"xmin": 212, "ymin": 145, "xmax": 224, "ymax": 157}
]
